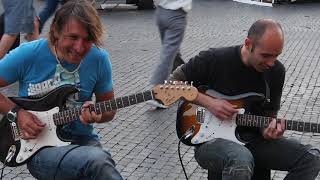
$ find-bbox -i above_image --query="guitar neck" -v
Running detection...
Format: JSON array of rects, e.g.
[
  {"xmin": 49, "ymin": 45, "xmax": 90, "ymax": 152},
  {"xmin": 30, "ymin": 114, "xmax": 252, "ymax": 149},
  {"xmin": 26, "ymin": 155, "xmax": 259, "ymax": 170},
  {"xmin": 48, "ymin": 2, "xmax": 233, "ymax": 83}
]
[
  {"xmin": 236, "ymin": 114, "xmax": 320, "ymax": 133},
  {"xmin": 53, "ymin": 90, "xmax": 154, "ymax": 125}
]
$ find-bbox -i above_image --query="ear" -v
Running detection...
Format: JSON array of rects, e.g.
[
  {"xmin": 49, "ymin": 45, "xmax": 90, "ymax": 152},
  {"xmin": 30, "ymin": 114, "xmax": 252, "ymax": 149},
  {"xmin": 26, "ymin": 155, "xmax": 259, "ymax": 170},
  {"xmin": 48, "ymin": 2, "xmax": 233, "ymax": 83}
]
[{"xmin": 244, "ymin": 38, "xmax": 253, "ymax": 52}]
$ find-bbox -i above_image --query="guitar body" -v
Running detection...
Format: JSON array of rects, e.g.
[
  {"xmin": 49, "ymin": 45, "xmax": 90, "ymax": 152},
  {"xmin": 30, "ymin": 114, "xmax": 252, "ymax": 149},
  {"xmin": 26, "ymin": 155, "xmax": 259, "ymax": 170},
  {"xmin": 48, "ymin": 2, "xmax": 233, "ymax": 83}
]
[
  {"xmin": 176, "ymin": 89, "xmax": 265, "ymax": 146},
  {"xmin": 0, "ymin": 85, "xmax": 79, "ymax": 167}
]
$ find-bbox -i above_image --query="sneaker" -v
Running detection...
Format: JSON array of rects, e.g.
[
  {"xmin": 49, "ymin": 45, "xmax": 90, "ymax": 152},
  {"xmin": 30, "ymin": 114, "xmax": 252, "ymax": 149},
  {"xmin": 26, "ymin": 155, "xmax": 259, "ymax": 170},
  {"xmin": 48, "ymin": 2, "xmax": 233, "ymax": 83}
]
[{"xmin": 146, "ymin": 100, "xmax": 168, "ymax": 109}]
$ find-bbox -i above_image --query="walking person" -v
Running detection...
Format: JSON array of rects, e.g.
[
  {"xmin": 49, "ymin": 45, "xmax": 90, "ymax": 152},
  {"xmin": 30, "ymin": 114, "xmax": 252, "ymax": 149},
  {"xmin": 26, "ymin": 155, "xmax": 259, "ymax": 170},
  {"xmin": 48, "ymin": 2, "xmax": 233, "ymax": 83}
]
[
  {"xmin": 0, "ymin": 0, "xmax": 39, "ymax": 59},
  {"xmin": 148, "ymin": 0, "xmax": 192, "ymax": 109}
]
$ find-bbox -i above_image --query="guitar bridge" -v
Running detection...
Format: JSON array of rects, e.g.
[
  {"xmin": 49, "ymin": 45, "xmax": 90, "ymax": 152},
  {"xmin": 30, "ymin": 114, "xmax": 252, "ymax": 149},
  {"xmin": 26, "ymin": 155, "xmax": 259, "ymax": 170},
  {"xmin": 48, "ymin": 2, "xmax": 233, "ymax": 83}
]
[{"xmin": 196, "ymin": 107, "xmax": 206, "ymax": 123}]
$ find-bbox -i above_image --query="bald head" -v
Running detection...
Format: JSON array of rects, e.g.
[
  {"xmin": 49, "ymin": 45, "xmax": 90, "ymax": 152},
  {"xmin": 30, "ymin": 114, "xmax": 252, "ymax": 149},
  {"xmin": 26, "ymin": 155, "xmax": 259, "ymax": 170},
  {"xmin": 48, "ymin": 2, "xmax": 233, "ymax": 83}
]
[{"xmin": 248, "ymin": 19, "xmax": 284, "ymax": 45}]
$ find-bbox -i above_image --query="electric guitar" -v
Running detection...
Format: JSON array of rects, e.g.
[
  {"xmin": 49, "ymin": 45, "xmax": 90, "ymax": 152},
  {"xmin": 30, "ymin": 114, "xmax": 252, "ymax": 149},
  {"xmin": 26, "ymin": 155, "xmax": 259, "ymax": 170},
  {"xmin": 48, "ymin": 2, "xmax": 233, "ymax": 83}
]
[
  {"xmin": 176, "ymin": 89, "xmax": 320, "ymax": 146},
  {"xmin": 0, "ymin": 83, "xmax": 198, "ymax": 167}
]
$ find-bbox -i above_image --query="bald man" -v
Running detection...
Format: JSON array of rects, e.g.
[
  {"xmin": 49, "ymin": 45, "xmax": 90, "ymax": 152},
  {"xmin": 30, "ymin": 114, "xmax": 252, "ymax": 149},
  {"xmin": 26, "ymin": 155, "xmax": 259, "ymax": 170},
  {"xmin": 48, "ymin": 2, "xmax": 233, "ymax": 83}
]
[{"xmin": 170, "ymin": 19, "xmax": 320, "ymax": 180}]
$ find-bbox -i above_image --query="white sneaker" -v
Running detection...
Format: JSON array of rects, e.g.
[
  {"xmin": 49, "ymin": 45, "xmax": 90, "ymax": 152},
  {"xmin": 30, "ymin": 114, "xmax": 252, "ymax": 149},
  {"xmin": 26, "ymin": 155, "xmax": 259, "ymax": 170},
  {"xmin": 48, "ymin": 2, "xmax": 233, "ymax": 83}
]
[{"xmin": 146, "ymin": 100, "xmax": 168, "ymax": 109}]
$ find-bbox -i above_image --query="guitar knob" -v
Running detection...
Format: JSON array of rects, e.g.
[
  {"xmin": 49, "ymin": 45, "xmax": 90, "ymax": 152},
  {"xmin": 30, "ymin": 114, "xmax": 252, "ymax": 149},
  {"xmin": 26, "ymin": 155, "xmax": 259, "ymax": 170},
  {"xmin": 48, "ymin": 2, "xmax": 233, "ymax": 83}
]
[{"xmin": 24, "ymin": 148, "xmax": 28, "ymax": 152}]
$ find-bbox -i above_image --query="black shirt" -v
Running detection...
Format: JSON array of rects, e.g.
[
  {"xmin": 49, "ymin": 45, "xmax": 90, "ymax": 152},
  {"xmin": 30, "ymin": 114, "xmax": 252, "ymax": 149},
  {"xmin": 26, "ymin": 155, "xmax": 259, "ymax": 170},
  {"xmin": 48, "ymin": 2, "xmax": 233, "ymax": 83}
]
[{"xmin": 181, "ymin": 45, "xmax": 285, "ymax": 141}]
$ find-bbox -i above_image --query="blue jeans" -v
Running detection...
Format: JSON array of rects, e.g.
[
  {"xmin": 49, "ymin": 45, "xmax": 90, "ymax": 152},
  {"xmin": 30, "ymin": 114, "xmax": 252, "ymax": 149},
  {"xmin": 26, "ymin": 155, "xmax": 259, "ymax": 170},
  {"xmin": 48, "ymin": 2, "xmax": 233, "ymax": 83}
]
[
  {"xmin": 38, "ymin": 0, "xmax": 60, "ymax": 32},
  {"xmin": 150, "ymin": 6, "xmax": 187, "ymax": 85},
  {"xmin": 195, "ymin": 138, "xmax": 320, "ymax": 180},
  {"xmin": 2, "ymin": 0, "xmax": 35, "ymax": 34},
  {"xmin": 27, "ymin": 138, "xmax": 123, "ymax": 180}
]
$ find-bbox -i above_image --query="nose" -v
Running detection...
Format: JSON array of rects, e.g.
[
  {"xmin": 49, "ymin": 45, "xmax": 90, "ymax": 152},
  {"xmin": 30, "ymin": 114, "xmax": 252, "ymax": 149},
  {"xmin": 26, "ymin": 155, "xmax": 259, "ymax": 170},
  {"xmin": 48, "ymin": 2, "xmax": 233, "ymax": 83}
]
[
  {"xmin": 73, "ymin": 39, "xmax": 85, "ymax": 52},
  {"xmin": 265, "ymin": 59, "xmax": 275, "ymax": 67}
]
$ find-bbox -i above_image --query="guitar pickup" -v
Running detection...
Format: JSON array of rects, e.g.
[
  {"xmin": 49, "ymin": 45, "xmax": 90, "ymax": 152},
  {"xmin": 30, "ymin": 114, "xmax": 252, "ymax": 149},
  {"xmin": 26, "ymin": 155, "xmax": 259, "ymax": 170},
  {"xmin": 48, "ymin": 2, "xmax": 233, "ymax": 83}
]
[
  {"xmin": 196, "ymin": 107, "xmax": 206, "ymax": 123},
  {"xmin": 10, "ymin": 122, "xmax": 21, "ymax": 141}
]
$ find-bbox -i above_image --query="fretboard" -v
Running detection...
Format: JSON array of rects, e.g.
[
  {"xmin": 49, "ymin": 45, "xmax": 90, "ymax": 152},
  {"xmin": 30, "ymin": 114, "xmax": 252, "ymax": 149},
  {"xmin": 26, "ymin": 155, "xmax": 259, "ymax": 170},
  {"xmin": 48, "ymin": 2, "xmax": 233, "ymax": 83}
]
[
  {"xmin": 53, "ymin": 90, "xmax": 154, "ymax": 125},
  {"xmin": 236, "ymin": 114, "xmax": 320, "ymax": 133}
]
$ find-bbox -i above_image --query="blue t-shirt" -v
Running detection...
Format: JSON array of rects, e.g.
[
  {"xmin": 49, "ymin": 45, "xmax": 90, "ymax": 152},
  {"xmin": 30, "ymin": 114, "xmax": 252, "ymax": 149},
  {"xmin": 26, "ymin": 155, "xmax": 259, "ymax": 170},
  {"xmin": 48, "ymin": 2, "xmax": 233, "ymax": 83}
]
[{"xmin": 0, "ymin": 39, "xmax": 113, "ymax": 139}]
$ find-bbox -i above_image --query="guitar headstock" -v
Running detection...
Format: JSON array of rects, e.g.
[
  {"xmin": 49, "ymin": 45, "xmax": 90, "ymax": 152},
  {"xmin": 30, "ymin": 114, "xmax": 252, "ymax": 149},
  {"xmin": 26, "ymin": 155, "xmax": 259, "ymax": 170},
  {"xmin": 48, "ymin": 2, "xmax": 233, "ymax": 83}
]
[{"xmin": 152, "ymin": 81, "xmax": 198, "ymax": 106}]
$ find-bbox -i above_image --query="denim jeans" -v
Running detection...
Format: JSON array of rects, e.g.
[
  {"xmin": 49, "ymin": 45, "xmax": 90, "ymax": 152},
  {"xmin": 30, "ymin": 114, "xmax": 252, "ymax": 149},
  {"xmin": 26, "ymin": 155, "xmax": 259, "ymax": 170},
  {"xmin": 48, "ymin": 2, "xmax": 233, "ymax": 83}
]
[
  {"xmin": 38, "ymin": 0, "xmax": 60, "ymax": 32},
  {"xmin": 195, "ymin": 138, "xmax": 320, "ymax": 180},
  {"xmin": 150, "ymin": 6, "xmax": 187, "ymax": 85},
  {"xmin": 2, "ymin": 0, "xmax": 35, "ymax": 34},
  {"xmin": 27, "ymin": 138, "xmax": 123, "ymax": 180}
]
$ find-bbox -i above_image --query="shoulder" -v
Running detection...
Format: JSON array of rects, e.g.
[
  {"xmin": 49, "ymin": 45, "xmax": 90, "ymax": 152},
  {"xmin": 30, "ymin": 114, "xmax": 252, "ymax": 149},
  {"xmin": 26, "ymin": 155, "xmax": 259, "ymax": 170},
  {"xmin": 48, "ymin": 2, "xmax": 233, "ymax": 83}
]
[
  {"xmin": 87, "ymin": 46, "xmax": 109, "ymax": 61},
  {"xmin": 1, "ymin": 39, "xmax": 47, "ymax": 62},
  {"xmin": 270, "ymin": 61, "xmax": 285, "ymax": 75},
  {"xmin": 83, "ymin": 47, "xmax": 112, "ymax": 71}
]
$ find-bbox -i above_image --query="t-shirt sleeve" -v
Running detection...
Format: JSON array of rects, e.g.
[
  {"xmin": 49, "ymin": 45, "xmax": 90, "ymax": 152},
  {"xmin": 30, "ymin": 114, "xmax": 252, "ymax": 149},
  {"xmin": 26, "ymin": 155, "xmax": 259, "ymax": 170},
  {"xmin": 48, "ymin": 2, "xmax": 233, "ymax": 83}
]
[
  {"xmin": 0, "ymin": 45, "xmax": 30, "ymax": 84},
  {"xmin": 94, "ymin": 50, "xmax": 113, "ymax": 93},
  {"xmin": 181, "ymin": 49, "xmax": 216, "ymax": 87}
]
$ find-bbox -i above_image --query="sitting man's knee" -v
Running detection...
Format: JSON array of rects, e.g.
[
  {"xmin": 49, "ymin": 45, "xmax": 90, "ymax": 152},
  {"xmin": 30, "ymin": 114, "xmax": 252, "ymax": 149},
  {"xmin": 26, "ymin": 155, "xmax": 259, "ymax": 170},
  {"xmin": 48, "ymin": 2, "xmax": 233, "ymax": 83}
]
[{"xmin": 222, "ymin": 149, "xmax": 254, "ymax": 178}]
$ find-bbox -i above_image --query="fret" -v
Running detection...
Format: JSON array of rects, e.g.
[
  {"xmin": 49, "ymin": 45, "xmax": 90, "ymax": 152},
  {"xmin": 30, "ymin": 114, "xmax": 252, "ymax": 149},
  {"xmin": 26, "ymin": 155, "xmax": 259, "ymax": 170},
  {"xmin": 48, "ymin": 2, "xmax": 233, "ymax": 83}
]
[
  {"xmin": 240, "ymin": 115, "xmax": 244, "ymax": 126},
  {"xmin": 58, "ymin": 112, "xmax": 63, "ymax": 124},
  {"xmin": 104, "ymin": 101, "xmax": 112, "ymax": 111},
  {"xmin": 297, "ymin": 121, "xmax": 304, "ymax": 132},
  {"xmin": 318, "ymin": 124, "xmax": 320, "ymax": 133},
  {"xmin": 286, "ymin": 120, "xmax": 292, "ymax": 130},
  {"xmin": 143, "ymin": 91, "xmax": 153, "ymax": 101},
  {"xmin": 311, "ymin": 123, "xmax": 318, "ymax": 133},
  {"xmin": 239, "ymin": 114, "xmax": 244, "ymax": 126},
  {"xmin": 129, "ymin": 94, "xmax": 137, "ymax": 105},
  {"xmin": 136, "ymin": 93, "xmax": 144, "ymax": 103},
  {"xmin": 304, "ymin": 122, "xmax": 311, "ymax": 132},
  {"xmin": 110, "ymin": 100, "xmax": 117, "ymax": 110},
  {"xmin": 292, "ymin": 121, "xmax": 298, "ymax": 131},
  {"xmin": 62, "ymin": 111, "xmax": 67, "ymax": 124},
  {"xmin": 242, "ymin": 115, "xmax": 246, "ymax": 126},
  {"xmin": 95, "ymin": 103, "xmax": 102, "ymax": 114},
  {"xmin": 259, "ymin": 116, "xmax": 263, "ymax": 128},
  {"xmin": 67, "ymin": 110, "xmax": 72, "ymax": 123},
  {"xmin": 253, "ymin": 116, "xmax": 258, "ymax": 127},
  {"xmin": 248, "ymin": 115, "xmax": 252, "ymax": 127},
  {"xmin": 264, "ymin": 117, "xmax": 269, "ymax": 128},
  {"xmin": 116, "ymin": 98, "xmax": 124, "ymax": 109},
  {"xmin": 122, "ymin": 96, "xmax": 130, "ymax": 107},
  {"xmin": 70, "ymin": 109, "xmax": 76, "ymax": 119}
]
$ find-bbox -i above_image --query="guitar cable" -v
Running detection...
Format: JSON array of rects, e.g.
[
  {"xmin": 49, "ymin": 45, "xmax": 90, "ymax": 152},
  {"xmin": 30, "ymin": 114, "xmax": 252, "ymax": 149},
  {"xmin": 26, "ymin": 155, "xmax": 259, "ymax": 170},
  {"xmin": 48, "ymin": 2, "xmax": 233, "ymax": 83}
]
[
  {"xmin": 1, "ymin": 147, "xmax": 16, "ymax": 180},
  {"xmin": 178, "ymin": 126, "xmax": 195, "ymax": 180}
]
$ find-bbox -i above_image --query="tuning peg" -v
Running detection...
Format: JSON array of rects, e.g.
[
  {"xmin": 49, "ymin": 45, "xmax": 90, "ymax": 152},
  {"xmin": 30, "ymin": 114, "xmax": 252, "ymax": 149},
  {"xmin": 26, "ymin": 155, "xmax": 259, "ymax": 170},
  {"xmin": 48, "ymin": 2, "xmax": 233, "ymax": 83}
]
[
  {"xmin": 191, "ymin": 81, "xmax": 193, "ymax": 86},
  {"xmin": 164, "ymin": 80, "xmax": 168, "ymax": 85},
  {"xmin": 173, "ymin": 81, "xmax": 176, "ymax": 85}
]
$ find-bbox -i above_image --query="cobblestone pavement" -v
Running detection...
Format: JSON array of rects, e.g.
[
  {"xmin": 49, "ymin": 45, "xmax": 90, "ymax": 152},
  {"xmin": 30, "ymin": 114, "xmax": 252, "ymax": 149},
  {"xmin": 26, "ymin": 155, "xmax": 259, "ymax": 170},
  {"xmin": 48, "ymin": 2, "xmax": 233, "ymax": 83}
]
[{"xmin": 1, "ymin": 0, "xmax": 320, "ymax": 179}]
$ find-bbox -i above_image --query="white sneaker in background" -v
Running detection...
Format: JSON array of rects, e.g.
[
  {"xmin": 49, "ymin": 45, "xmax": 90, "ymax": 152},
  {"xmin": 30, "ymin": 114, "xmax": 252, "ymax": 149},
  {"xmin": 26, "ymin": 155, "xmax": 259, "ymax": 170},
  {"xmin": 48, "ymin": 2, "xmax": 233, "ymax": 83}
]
[{"xmin": 146, "ymin": 100, "xmax": 168, "ymax": 109}]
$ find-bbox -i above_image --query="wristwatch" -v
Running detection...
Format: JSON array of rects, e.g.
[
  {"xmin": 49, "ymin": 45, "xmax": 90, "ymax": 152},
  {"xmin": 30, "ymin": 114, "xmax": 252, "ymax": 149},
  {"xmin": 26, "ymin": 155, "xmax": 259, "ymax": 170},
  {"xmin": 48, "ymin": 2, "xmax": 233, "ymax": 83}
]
[{"xmin": 7, "ymin": 105, "xmax": 21, "ymax": 123}]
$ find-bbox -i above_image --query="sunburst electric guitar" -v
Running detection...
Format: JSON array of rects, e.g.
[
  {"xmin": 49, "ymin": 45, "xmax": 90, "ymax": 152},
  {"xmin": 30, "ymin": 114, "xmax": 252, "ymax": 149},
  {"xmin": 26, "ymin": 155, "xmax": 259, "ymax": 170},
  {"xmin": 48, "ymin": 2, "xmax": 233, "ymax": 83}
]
[
  {"xmin": 0, "ymin": 83, "xmax": 198, "ymax": 167},
  {"xmin": 176, "ymin": 88, "xmax": 320, "ymax": 146}
]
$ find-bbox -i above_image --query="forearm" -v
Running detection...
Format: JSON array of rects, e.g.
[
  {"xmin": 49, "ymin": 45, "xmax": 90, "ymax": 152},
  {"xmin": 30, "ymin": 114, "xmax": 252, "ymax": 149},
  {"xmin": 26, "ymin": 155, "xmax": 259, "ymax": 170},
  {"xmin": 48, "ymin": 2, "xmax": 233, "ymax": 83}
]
[
  {"xmin": 0, "ymin": 34, "xmax": 18, "ymax": 59},
  {"xmin": 0, "ymin": 93, "xmax": 16, "ymax": 114},
  {"xmin": 98, "ymin": 110, "xmax": 116, "ymax": 123}
]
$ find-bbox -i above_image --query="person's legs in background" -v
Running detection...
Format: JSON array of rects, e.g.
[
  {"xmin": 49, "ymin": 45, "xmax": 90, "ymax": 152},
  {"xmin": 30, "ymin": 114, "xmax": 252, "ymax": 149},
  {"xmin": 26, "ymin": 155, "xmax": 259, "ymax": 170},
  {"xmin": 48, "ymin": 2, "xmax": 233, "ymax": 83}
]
[{"xmin": 38, "ymin": 0, "xmax": 60, "ymax": 33}]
